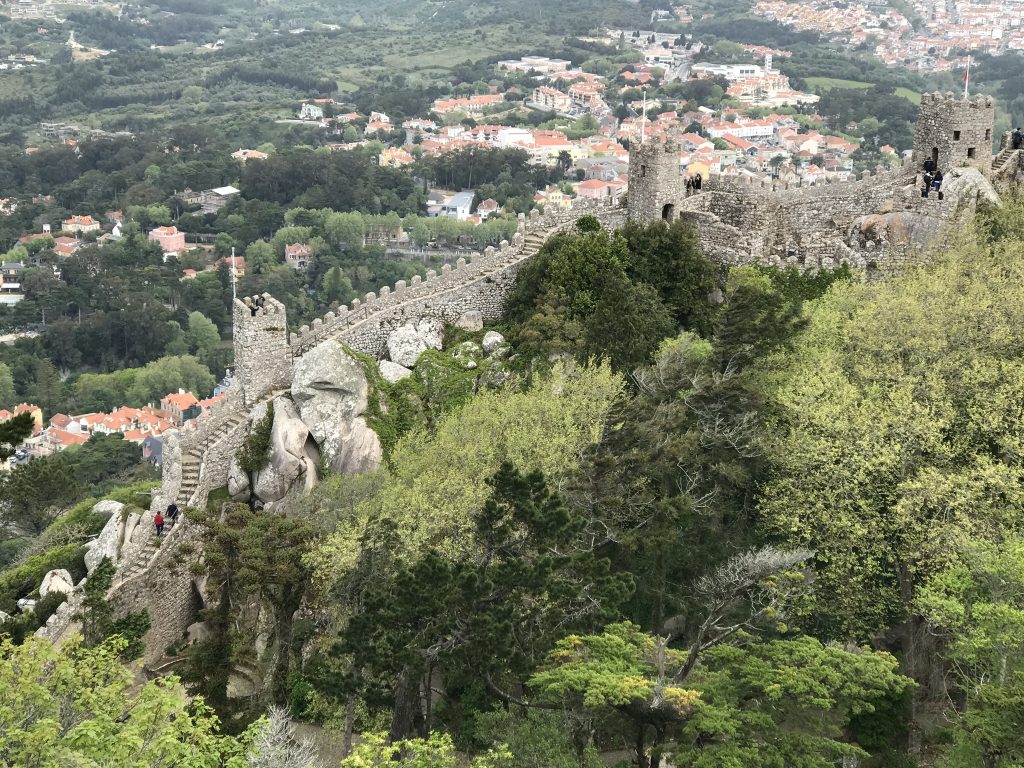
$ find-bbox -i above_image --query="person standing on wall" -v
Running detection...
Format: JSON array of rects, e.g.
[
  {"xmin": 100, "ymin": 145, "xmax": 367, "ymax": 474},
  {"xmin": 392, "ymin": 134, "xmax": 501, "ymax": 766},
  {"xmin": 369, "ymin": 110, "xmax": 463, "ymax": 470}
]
[
  {"xmin": 154, "ymin": 511, "xmax": 164, "ymax": 537},
  {"xmin": 1013, "ymin": 128, "xmax": 1023, "ymax": 150}
]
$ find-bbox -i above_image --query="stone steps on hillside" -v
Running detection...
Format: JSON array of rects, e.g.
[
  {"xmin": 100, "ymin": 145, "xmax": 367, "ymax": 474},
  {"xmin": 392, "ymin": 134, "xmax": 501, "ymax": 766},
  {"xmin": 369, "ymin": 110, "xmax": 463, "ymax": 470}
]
[
  {"xmin": 119, "ymin": 538, "xmax": 163, "ymax": 581},
  {"xmin": 175, "ymin": 413, "xmax": 247, "ymax": 505},
  {"xmin": 993, "ymin": 147, "xmax": 1018, "ymax": 171},
  {"xmin": 185, "ymin": 415, "xmax": 246, "ymax": 459}
]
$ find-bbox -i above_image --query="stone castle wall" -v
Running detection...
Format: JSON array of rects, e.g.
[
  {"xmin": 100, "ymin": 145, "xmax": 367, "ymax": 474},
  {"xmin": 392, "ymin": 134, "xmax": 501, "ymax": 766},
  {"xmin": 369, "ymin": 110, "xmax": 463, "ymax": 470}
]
[
  {"xmin": 105, "ymin": 197, "xmax": 625, "ymax": 660},
  {"xmin": 676, "ymin": 168, "xmax": 910, "ymax": 269},
  {"xmin": 291, "ymin": 197, "xmax": 626, "ymax": 359},
  {"xmin": 109, "ymin": 520, "xmax": 205, "ymax": 665}
]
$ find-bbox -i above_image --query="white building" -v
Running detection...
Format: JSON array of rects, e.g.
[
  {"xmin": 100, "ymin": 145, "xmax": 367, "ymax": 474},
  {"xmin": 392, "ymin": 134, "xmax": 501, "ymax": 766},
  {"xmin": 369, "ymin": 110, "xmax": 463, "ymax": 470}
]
[
  {"xmin": 298, "ymin": 103, "xmax": 324, "ymax": 121},
  {"xmin": 497, "ymin": 55, "xmax": 572, "ymax": 74},
  {"xmin": 690, "ymin": 62, "xmax": 766, "ymax": 80},
  {"xmin": 440, "ymin": 191, "xmax": 476, "ymax": 221}
]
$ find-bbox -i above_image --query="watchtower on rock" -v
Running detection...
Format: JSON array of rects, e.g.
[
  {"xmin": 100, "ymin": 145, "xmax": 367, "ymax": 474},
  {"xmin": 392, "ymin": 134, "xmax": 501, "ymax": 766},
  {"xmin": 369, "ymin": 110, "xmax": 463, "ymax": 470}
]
[
  {"xmin": 912, "ymin": 92, "xmax": 995, "ymax": 174},
  {"xmin": 628, "ymin": 138, "xmax": 687, "ymax": 225},
  {"xmin": 232, "ymin": 294, "xmax": 293, "ymax": 406}
]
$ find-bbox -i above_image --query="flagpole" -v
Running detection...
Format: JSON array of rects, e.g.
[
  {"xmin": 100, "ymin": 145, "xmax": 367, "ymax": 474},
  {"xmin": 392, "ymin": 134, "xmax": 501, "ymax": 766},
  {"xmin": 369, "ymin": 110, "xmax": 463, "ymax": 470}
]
[
  {"xmin": 964, "ymin": 55, "xmax": 971, "ymax": 98},
  {"xmin": 641, "ymin": 91, "xmax": 647, "ymax": 144}
]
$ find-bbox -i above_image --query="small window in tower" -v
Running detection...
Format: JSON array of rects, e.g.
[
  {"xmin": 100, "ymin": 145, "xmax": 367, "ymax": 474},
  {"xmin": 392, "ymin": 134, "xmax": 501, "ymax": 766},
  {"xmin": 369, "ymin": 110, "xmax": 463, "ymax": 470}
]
[
  {"xmin": 953, "ymin": 130, "xmax": 961, "ymax": 141},
  {"xmin": 968, "ymin": 147, "xmax": 976, "ymax": 158},
  {"xmin": 986, "ymin": 128, "xmax": 992, "ymax": 141},
  {"xmin": 640, "ymin": 164, "xmax": 647, "ymax": 177}
]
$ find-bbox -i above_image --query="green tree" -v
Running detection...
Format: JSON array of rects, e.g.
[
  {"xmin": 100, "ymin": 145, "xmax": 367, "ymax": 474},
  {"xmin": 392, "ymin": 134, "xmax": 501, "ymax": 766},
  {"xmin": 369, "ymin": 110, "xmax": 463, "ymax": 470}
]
[
  {"xmin": 309, "ymin": 363, "xmax": 621, "ymax": 582},
  {"xmin": 246, "ymin": 240, "xmax": 278, "ymax": 275},
  {"xmin": 0, "ymin": 361, "xmax": 18, "ymax": 409},
  {"xmin": 340, "ymin": 463, "xmax": 632, "ymax": 740},
  {"xmin": 472, "ymin": 709, "xmax": 602, "ymax": 768},
  {"xmin": 0, "ymin": 635, "xmax": 257, "ymax": 766},
  {"xmin": 186, "ymin": 499, "xmax": 313, "ymax": 712},
  {"xmin": 321, "ymin": 265, "xmax": 353, "ymax": 305},
  {"xmin": 620, "ymin": 220, "xmax": 718, "ymax": 336},
  {"xmin": 236, "ymin": 402, "xmax": 273, "ymax": 506},
  {"xmin": 583, "ymin": 271, "xmax": 675, "ymax": 372},
  {"xmin": 0, "ymin": 411, "xmax": 34, "ymax": 462},
  {"xmin": 919, "ymin": 536, "xmax": 1024, "ymax": 766},
  {"xmin": 325, "ymin": 212, "xmax": 365, "ymax": 248},
  {"xmin": 342, "ymin": 732, "xmax": 511, "ymax": 768},
  {"xmin": 713, "ymin": 266, "xmax": 805, "ymax": 371},
  {"xmin": 758, "ymin": 234, "xmax": 1024, "ymax": 648},
  {"xmin": 77, "ymin": 556, "xmax": 150, "ymax": 658},
  {"xmin": 531, "ymin": 615, "xmax": 910, "ymax": 768},
  {"xmin": 186, "ymin": 310, "xmax": 222, "ymax": 365},
  {"xmin": 0, "ymin": 450, "xmax": 80, "ymax": 534}
]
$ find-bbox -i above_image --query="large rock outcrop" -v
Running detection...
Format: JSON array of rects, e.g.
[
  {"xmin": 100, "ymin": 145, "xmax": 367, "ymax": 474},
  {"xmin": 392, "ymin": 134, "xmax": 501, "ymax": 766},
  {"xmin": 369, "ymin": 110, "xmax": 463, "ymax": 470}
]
[
  {"xmin": 84, "ymin": 501, "xmax": 126, "ymax": 573},
  {"xmin": 379, "ymin": 360, "xmax": 413, "ymax": 384},
  {"xmin": 292, "ymin": 342, "xmax": 382, "ymax": 474},
  {"xmin": 848, "ymin": 210, "xmax": 942, "ymax": 250},
  {"xmin": 253, "ymin": 397, "xmax": 320, "ymax": 508},
  {"xmin": 386, "ymin": 318, "xmax": 444, "ymax": 367},
  {"xmin": 482, "ymin": 330, "xmax": 506, "ymax": 356},
  {"xmin": 40, "ymin": 569, "xmax": 74, "ymax": 598},
  {"xmin": 942, "ymin": 166, "xmax": 1001, "ymax": 212},
  {"xmin": 228, "ymin": 397, "xmax": 321, "ymax": 507}
]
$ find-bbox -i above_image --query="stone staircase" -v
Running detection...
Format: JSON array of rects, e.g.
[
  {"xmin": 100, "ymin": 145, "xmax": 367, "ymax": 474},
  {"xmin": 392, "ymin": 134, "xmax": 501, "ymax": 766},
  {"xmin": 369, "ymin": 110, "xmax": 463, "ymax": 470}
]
[
  {"xmin": 992, "ymin": 146, "xmax": 1020, "ymax": 174},
  {"xmin": 177, "ymin": 412, "xmax": 246, "ymax": 506},
  {"xmin": 521, "ymin": 230, "xmax": 548, "ymax": 257},
  {"xmin": 117, "ymin": 536, "xmax": 163, "ymax": 583}
]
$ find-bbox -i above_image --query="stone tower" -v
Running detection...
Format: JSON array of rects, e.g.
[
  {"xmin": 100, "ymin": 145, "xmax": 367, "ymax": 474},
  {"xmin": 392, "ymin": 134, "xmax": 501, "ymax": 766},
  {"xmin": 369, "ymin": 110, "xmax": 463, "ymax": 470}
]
[
  {"xmin": 628, "ymin": 138, "xmax": 687, "ymax": 224},
  {"xmin": 912, "ymin": 92, "xmax": 995, "ymax": 173},
  {"xmin": 232, "ymin": 293, "xmax": 293, "ymax": 406}
]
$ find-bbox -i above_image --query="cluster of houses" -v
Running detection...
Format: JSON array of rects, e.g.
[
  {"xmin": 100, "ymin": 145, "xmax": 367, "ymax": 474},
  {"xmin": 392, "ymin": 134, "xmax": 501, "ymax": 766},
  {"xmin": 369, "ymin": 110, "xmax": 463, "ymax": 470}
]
[
  {"xmin": 690, "ymin": 55, "xmax": 820, "ymax": 108},
  {"xmin": 0, "ymin": 53, "xmax": 42, "ymax": 72},
  {"xmin": 0, "ymin": 389, "xmax": 225, "ymax": 465},
  {"xmin": 754, "ymin": 0, "xmax": 1024, "ymax": 69},
  {"xmin": 621, "ymin": 105, "xmax": 877, "ymax": 185}
]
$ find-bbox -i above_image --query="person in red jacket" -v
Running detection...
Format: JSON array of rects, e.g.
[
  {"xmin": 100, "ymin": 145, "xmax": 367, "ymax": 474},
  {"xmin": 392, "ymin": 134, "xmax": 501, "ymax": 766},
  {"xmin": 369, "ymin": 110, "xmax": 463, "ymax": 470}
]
[{"xmin": 154, "ymin": 512, "xmax": 164, "ymax": 537}]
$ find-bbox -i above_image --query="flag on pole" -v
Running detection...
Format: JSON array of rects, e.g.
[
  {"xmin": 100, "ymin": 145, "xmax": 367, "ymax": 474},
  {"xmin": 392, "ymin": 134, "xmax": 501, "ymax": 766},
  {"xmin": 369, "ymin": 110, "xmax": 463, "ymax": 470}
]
[{"xmin": 964, "ymin": 55, "xmax": 971, "ymax": 97}]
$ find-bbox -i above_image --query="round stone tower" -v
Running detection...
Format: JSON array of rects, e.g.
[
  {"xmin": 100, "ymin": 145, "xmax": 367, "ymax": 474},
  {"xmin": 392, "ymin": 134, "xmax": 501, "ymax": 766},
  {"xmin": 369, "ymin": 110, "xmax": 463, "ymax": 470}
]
[
  {"xmin": 912, "ymin": 92, "xmax": 995, "ymax": 174},
  {"xmin": 627, "ymin": 137, "xmax": 687, "ymax": 225}
]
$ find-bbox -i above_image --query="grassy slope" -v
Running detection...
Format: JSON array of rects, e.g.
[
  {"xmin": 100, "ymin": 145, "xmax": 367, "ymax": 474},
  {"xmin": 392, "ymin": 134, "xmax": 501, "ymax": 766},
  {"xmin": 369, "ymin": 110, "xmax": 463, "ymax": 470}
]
[{"xmin": 805, "ymin": 76, "xmax": 921, "ymax": 104}]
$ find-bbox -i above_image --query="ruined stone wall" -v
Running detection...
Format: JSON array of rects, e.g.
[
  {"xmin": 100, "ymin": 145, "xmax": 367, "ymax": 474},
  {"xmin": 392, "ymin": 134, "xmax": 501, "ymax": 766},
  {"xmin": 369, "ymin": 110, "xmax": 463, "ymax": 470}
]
[
  {"xmin": 109, "ymin": 197, "xmax": 626, "ymax": 665},
  {"xmin": 109, "ymin": 520, "xmax": 205, "ymax": 665},
  {"xmin": 185, "ymin": 418, "xmax": 248, "ymax": 508},
  {"xmin": 677, "ymin": 169, "xmax": 910, "ymax": 269}
]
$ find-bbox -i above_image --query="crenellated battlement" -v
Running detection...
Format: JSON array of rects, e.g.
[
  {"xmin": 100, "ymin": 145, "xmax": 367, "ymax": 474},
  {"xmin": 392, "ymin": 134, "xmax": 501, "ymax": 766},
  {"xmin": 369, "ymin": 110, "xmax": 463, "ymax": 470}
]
[
  {"xmin": 288, "ymin": 196, "xmax": 624, "ymax": 358},
  {"xmin": 918, "ymin": 91, "xmax": 994, "ymax": 109}
]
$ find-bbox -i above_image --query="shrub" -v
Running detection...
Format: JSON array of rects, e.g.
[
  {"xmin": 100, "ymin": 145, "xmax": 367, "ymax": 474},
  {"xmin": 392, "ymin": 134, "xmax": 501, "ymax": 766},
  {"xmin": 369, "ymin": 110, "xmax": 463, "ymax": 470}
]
[{"xmin": 0, "ymin": 544, "xmax": 87, "ymax": 614}]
